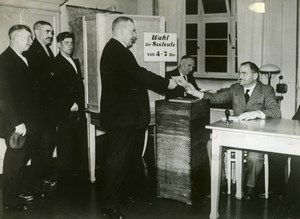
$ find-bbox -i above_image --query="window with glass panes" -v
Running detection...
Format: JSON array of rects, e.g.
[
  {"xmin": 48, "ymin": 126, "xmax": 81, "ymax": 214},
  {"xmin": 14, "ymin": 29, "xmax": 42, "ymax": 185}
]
[{"xmin": 186, "ymin": 0, "xmax": 237, "ymax": 78}]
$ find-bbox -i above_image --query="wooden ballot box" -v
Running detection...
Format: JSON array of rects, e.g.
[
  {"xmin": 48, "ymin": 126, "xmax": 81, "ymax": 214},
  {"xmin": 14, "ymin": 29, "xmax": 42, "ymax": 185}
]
[{"xmin": 155, "ymin": 99, "xmax": 210, "ymax": 204}]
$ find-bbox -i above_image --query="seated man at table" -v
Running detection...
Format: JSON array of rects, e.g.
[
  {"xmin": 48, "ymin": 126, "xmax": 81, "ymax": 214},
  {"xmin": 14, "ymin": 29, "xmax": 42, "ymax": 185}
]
[{"xmin": 184, "ymin": 61, "xmax": 281, "ymax": 199}]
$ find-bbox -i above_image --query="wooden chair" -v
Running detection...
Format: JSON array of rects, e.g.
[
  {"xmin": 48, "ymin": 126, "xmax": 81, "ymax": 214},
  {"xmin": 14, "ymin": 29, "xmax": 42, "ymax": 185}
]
[
  {"xmin": 226, "ymin": 150, "xmax": 291, "ymax": 199},
  {"xmin": 225, "ymin": 150, "xmax": 269, "ymax": 199}
]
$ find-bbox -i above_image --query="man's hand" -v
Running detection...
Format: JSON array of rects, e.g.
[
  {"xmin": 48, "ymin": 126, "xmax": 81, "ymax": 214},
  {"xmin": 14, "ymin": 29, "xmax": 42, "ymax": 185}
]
[
  {"xmin": 175, "ymin": 79, "xmax": 187, "ymax": 88},
  {"xmin": 185, "ymin": 83, "xmax": 196, "ymax": 93},
  {"xmin": 185, "ymin": 83, "xmax": 204, "ymax": 99},
  {"xmin": 238, "ymin": 111, "xmax": 261, "ymax": 121},
  {"xmin": 15, "ymin": 123, "xmax": 26, "ymax": 136},
  {"xmin": 70, "ymin": 103, "xmax": 79, "ymax": 112},
  {"xmin": 168, "ymin": 79, "xmax": 177, "ymax": 90}
]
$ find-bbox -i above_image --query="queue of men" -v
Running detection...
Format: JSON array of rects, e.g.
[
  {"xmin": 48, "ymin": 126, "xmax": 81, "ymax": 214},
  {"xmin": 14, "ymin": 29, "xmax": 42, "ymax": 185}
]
[
  {"xmin": 0, "ymin": 21, "xmax": 86, "ymax": 211},
  {"xmin": 0, "ymin": 16, "xmax": 298, "ymax": 219}
]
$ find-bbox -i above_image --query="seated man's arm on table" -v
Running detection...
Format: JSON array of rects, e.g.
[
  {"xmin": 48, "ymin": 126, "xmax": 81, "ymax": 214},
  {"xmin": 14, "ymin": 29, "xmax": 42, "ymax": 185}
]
[
  {"xmin": 238, "ymin": 86, "xmax": 281, "ymax": 121},
  {"xmin": 185, "ymin": 82, "xmax": 281, "ymax": 121},
  {"xmin": 238, "ymin": 111, "xmax": 265, "ymax": 121}
]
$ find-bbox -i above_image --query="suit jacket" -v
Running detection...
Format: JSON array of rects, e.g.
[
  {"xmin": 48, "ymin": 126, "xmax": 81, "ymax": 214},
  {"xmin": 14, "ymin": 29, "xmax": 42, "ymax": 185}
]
[
  {"xmin": 165, "ymin": 68, "xmax": 200, "ymax": 99},
  {"xmin": 54, "ymin": 52, "xmax": 85, "ymax": 121},
  {"xmin": 0, "ymin": 47, "xmax": 39, "ymax": 136},
  {"xmin": 100, "ymin": 38, "xmax": 169, "ymax": 129},
  {"xmin": 24, "ymin": 39, "xmax": 56, "ymax": 122},
  {"xmin": 203, "ymin": 81, "xmax": 281, "ymax": 118}
]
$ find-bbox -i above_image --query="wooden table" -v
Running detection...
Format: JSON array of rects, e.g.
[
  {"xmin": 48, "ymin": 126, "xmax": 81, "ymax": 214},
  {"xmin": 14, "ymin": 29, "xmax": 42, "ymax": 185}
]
[{"xmin": 206, "ymin": 119, "xmax": 300, "ymax": 219}]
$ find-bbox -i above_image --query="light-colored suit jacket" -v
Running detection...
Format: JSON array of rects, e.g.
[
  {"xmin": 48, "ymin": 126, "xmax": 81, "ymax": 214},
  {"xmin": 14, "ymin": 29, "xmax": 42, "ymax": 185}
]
[{"xmin": 203, "ymin": 81, "xmax": 281, "ymax": 118}]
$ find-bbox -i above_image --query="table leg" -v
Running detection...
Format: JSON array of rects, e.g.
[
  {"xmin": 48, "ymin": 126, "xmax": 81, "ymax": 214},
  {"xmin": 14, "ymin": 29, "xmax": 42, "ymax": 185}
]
[
  {"xmin": 235, "ymin": 150, "xmax": 243, "ymax": 200},
  {"xmin": 210, "ymin": 133, "xmax": 222, "ymax": 219},
  {"xmin": 86, "ymin": 113, "xmax": 96, "ymax": 183}
]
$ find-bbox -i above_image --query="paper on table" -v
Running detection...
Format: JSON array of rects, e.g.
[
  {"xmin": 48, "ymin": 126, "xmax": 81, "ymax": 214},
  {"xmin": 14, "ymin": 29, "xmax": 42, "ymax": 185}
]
[{"xmin": 172, "ymin": 76, "xmax": 188, "ymax": 87}]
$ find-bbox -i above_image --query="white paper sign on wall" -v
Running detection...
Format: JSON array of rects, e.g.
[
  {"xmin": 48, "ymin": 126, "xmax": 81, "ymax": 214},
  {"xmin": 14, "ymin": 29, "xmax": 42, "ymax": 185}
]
[{"xmin": 144, "ymin": 32, "xmax": 177, "ymax": 62}]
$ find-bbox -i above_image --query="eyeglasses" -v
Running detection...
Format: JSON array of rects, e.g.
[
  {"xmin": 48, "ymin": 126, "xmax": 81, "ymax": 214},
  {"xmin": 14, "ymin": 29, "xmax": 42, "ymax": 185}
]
[{"xmin": 44, "ymin": 30, "xmax": 54, "ymax": 35}]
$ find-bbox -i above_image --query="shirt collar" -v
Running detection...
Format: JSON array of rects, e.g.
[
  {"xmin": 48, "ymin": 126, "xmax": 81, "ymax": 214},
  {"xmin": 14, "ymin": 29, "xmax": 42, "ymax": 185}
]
[
  {"xmin": 113, "ymin": 37, "xmax": 127, "ymax": 48},
  {"xmin": 178, "ymin": 69, "xmax": 186, "ymax": 77},
  {"xmin": 10, "ymin": 47, "xmax": 28, "ymax": 66},
  {"xmin": 244, "ymin": 82, "xmax": 257, "ymax": 96},
  {"xmin": 61, "ymin": 52, "xmax": 71, "ymax": 60},
  {"xmin": 61, "ymin": 52, "xmax": 77, "ymax": 73},
  {"xmin": 37, "ymin": 38, "xmax": 51, "ymax": 56}
]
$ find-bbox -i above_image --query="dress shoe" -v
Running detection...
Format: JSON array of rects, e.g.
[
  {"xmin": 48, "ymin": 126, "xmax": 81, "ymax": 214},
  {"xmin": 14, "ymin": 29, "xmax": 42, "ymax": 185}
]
[
  {"xmin": 19, "ymin": 188, "xmax": 45, "ymax": 201},
  {"xmin": 42, "ymin": 179, "xmax": 58, "ymax": 187},
  {"xmin": 258, "ymin": 191, "xmax": 275, "ymax": 199},
  {"xmin": 3, "ymin": 203, "xmax": 28, "ymax": 211},
  {"xmin": 101, "ymin": 208, "xmax": 125, "ymax": 219},
  {"xmin": 244, "ymin": 187, "xmax": 255, "ymax": 200},
  {"xmin": 19, "ymin": 192, "xmax": 34, "ymax": 202}
]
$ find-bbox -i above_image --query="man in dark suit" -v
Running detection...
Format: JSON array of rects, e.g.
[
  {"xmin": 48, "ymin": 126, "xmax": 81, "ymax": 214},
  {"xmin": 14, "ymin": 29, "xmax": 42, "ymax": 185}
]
[
  {"xmin": 100, "ymin": 16, "xmax": 177, "ymax": 218},
  {"xmin": 23, "ymin": 20, "xmax": 57, "ymax": 197},
  {"xmin": 0, "ymin": 24, "xmax": 38, "ymax": 210},
  {"xmin": 54, "ymin": 32, "xmax": 87, "ymax": 178},
  {"xmin": 165, "ymin": 55, "xmax": 200, "ymax": 99},
  {"xmin": 185, "ymin": 61, "xmax": 281, "ymax": 199}
]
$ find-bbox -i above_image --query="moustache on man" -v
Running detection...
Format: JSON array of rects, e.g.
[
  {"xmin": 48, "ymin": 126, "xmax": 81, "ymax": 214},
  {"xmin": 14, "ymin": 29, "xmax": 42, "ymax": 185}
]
[{"xmin": 131, "ymin": 37, "xmax": 137, "ymax": 44}]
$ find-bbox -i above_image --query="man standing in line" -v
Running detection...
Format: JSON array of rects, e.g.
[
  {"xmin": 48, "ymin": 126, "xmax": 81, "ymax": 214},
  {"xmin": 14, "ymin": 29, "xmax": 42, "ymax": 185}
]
[
  {"xmin": 0, "ymin": 24, "xmax": 38, "ymax": 211},
  {"xmin": 23, "ymin": 20, "xmax": 57, "ymax": 198},
  {"xmin": 100, "ymin": 16, "xmax": 177, "ymax": 218},
  {"xmin": 184, "ymin": 61, "xmax": 281, "ymax": 200},
  {"xmin": 54, "ymin": 32, "xmax": 87, "ymax": 178},
  {"xmin": 165, "ymin": 55, "xmax": 200, "ymax": 99}
]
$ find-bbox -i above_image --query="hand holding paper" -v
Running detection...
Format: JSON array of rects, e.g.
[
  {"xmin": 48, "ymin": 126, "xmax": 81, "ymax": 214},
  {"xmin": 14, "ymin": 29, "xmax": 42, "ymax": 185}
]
[
  {"xmin": 185, "ymin": 83, "xmax": 204, "ymax": 99},
  {"xmin": 185, "ymin": 83, "xmax": 196, "ymax": 93},
  {"xmin": 172, "ymin": 76, "xmax": 188, "ymax": 87}
]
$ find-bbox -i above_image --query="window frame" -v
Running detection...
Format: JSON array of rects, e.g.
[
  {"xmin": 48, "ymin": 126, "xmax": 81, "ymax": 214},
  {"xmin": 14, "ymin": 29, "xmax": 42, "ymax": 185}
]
[{"xmin": 186, "ymin": 0, "xmax": 238, "ymax": 79}]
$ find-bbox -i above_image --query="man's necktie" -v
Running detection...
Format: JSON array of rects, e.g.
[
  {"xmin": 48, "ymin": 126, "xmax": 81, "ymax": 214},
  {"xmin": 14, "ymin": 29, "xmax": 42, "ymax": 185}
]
[
  {"xmin": 184, "ymin": 75, "xmax": 187, "ymax": 81},
  {"xmin": 244, "ymin": 89, "xmax": 250, "ymax": 104}
]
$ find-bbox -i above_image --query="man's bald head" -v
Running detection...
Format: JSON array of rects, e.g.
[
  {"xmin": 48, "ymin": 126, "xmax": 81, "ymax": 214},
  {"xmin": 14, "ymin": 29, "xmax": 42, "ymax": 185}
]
[{"xmin": 112, "ymin": 16, "xmax": 137, "ymax": 48}]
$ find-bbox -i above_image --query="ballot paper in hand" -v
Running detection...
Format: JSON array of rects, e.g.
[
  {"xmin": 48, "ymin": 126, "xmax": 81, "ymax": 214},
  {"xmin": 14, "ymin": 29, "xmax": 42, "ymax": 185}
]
[{"xmin": 172, "ymin": 76, "xmax": 188, "ymax": 87}]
